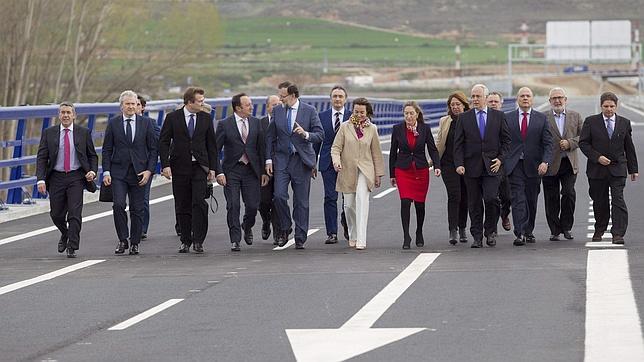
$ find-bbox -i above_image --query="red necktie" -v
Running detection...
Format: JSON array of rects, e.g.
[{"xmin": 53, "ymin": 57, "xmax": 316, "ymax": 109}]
[
  {"xmin": 63, "ymin": 128, "xmax": 71, "ymax": 172},
  {"xmin": 520, "ymin": 112, "xmax": 528, "ymax": 141}
]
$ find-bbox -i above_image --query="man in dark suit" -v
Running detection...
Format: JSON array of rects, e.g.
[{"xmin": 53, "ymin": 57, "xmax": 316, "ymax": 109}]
[
  {"xmin": 259, "ymin": 95, "xmax": 281, "ymax": 244},
  {"xmin": 216, "ymin": 93, "xmax": 269, "ymax": 251},
  {"xmin": 36, "ymin": 102, "xmax": 98, "ymax": 258},
  {"xmin": 504, "ymin": 87, "xmax": 553, "ymax": 246},
  {"xmin": 487, "ymin": 91, "xmax": 512, "ymax": 232},
  {"xmin": 454, "ymin": 84, "xmax": 511, "ymax": 248},
  {"xmin": 542, "ymin": 87, "xmax": 582, "ymax": 241},
  {"xmin": 137, "ymin": 95, "xmax": 160, "ymax": 240},
  {"xmin": 102, "ymin": 90, "xmax": 158, "ymax": 255},
  {"xmin": 265, "ymin": 82, "xmax": 324, "ymax": 249},
  {"xmin": 314, "ymin": 85, "xmax": 350, "ymax": 244},
  {"xmin": 159, "ymin": 87, "xmax": 219, "ymax": 253},
  {"xmin": 580, "ymin": 92, "xmax": 638, "ymax": 244}
]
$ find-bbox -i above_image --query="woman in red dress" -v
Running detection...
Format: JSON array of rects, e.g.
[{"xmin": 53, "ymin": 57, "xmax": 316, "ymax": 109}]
[{"xmin": 389, "ymin": 101, "xmax": 442, "ymax": 249}]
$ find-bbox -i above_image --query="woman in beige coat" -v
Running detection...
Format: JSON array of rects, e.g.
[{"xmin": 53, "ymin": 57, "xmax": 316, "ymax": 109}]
[{"xmin": 331, "ymin": 97, "xmax": 385, "ymax": 250}]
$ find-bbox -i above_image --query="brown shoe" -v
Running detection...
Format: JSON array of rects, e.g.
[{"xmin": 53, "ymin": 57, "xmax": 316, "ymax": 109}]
[
  {"xmin": 612, "ymin": 235, "xmax": 625, "ymax": 244},
  {"xmin": 592, "ymin": 231, "xmax": 603, "ymax": 242},
  {"xmin": 502, "ymin": 216, "xmax": 511, "ymax": 231}
]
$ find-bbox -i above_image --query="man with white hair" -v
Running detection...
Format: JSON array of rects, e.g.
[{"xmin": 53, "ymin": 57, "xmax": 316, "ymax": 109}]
[
  {"xmin": 102, "ymin": 90, "xmax": 159, "ymax": 255},
  {"xmin": 454, "ymin": 84, "xmax": 511, "ymax": 248},
  {"xmin": 542, "ymin": 87, "xmax": 582, "ymax": 241}
]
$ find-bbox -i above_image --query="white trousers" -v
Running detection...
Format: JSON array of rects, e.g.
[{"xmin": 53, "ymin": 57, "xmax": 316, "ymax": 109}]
[{"xmin": 343, "ymin": 170, "xmax": 370, "ymax": 248}]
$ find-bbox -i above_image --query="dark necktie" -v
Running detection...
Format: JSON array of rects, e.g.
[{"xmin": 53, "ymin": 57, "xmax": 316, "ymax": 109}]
[
  {"xmin": 125, "ymin": 119, "xmax": 133, "ymax": 143},
  {"xmin": 286, "ymin": 107, "xmax": 294, "ymax": 154},
  {"xmin": 606, "ymin": 119, "xmax": 614, "ymax": 138},
  {"xmin": 334, "ymin": 112, "xmax": 341, "ymax": 133},
  {"xmin": 477, "ymin": 110, "xmax": 486, "ymax": 139},
  {"xmin": 188, "ymin": 114, "xmax": 195, "ymax": 138},
  {"xmin": 63, "ymin": 128, "xmax": 71, "ymax": 172},
  {"xmin": 521, "ymin": 112, "xmax": 528, "ymax": 141}
]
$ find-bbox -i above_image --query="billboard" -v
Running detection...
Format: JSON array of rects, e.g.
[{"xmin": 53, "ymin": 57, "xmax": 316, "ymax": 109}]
[{"xmin": 546, "ymin": 20, "xmax": 632, "ymax": 62}]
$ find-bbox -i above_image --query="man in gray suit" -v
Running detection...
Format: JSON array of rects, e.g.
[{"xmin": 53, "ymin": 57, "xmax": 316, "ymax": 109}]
[
  {"xmin": 265, "ymin": 82, "xmax": 324, "ymax": 249},
  {"xmin": 542, "ymin": 87, "xmax": 582, "ymax": 241},
  {"xmin": 504, "ymin": 87, "xmax": 553, "ymax": 245},
  {"xmin": 216, "ymin": 93, "xmax": 269, "ymax": 251}
]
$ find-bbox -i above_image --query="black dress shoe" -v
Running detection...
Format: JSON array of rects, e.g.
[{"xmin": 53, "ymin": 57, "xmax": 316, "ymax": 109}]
[
  {"xmin": 129, "ymin": 244, "xmax": 139, "ymax": 255},
  {"xmin": 592, "ymin": 231, "xmax": 603, "ymax": 241},
  {"xmin": 415, "ymin": 232, "xmax": 424, "ymax": 247},
  {"xmin": 261, "ymin": 223, "xmax": 271, "ymax": 240},
  {"xmin": 193, "ymin": 243, "xmax": 204, "ymax": 253},
  {"xmin": 295, "ymin": 241, "xmax": 305, "ymax": 250},
  {"xmin": 502, "ymin": 216, "xmax": 512, "ymax": 231},
  {"xmin": 471, "ymin": 239, "xmax": 483, "ymax": 248},
  {"xmin": 178, "ymin": 243, "xmax": 190, "ymax": 253},
  {"xmin": 448, "ymin": 230, "xmax": 458, "ymax": 245},
  {"xmin": 513, "ymin": 236, "xmax": 526, "ymax": 246},
  {"xmin": 486, "ymin": 233, "xmax": 497, "ymax": 247},
  {"xmin": 550, "ymin": 234, "xmax": 560, "ymax": 241},
  {"xmin": 459, "ymin": 228, "xmax": 468, "ymax": 243},
  {"xmin": 231, "ymin": 241, "xmax": 241, "ymax": 251},
  {"xmin": 325, "ymin": 234, "xmax": 338, "ymax": 244},
  {"xmin": 525, "ymin": 234, "xmax": 536, "ymax": 243},
  {"xmin": 66, "ymin": 248, "xmax": 76, "ymax": 258},
  {"xmin": 563, "ymin": 230, "xmax": 574, "ymax": 240},
  {"xmin": 141, "ymin": 233, "xmax": 147, "ymax": 240},
  {"xmin": 115, "ymin": 241, "xmax": 127, "ymax": 254},
  {"xmin": 243, "ymin": 228, "xmax": 253, "ymax": 245},
  {"xmin": 612, "ymin": 235, "xmax": 625, "ymax": 244},
  {"xmin": 58, "ymin": 236, "xmax": 68, "ymax": 253}
]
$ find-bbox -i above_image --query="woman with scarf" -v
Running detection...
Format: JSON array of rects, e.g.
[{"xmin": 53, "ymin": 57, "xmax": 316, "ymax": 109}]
[
  {"xmin": 389, "ymin": 101, "xmax": 441, "ymax": 249},
  {"xmin": 331, "ymin": 97, "xmax": 385, "ymax": 250}
]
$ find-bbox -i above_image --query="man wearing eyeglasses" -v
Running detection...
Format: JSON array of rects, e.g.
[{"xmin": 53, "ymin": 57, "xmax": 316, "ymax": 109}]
[{"xmin": 265, "ymin": 82, "xmax": 324, "ymax": 249}]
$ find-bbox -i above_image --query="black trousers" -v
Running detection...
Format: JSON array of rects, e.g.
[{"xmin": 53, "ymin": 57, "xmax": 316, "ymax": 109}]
[
  {"xmin": 441, "ymin": 165, "xmax": 468, "ymax": 231},
  {"xmin": 259, "ymin": 175, "xmax": 279, "ymax": 238},
  {"xmin": 498, "ymin": 172, "xmax": 511, "ymax": 220},
  {"xmin": 509, "ymin": 161, "xmax": 541, "ymax": 237},
  {"xmin": 172, "ymin": 162, "xmax": 209, "ymax": 245},
  {"xmin": 223, "ymin": 162, "xmax": 260, "ymax": 243},
  {"xmin": 48, "ymin": 170, "xmax": 85, "ymax": 250},
  {"xmin": 464, "ymin": 175, "xmax": 500, "ymax": 241},
  {"xmin": 589, "ymin": 176, "xmax": 628, "ymax": 236},
  {"xmin": 542, "ymin": 157, "xmax": 577, "ymax": 235},
  {"xmin": 111, "ymin": 165, "xmax": 145, "ymax": 245}
]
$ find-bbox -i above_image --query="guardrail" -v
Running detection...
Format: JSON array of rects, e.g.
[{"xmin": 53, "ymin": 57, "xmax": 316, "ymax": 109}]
[{"xmin": 0, "ymin": 96, "xmax": 516, "ymax": 204}]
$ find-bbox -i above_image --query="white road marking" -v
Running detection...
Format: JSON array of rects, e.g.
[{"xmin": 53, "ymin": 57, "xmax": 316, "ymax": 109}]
[
  {"xmin": 373, "ymin": 187, "xmax": 397, "ymax": 199},
  {"xmin": 586, "ymin": 232, "xmax": 614, "ymax": 239},
  {"xmin": 272, "ymin": 228, "xmax": 320, "ymax": 251},
  {"xmin": 585, "ymin": 250, "xmax": 644, "ymax": 361},
  {"xmin": 108, "ymin": 299, "xmax": 184, "ymax": 331},
  {"xmin": 621, "ymin": 103, "xmax": 644, "ymax": 122},
  {"xmin": 584, "ymin": 242, "xmax": 623, "ymax": 248},
  {"xmin": 0, "ymin": 260, "xmax": 105, "ymax": 296}
]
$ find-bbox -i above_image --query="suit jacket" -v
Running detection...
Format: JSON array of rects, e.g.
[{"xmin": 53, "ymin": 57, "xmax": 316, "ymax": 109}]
[
  {"xmin": 315, "ymin": 107, "xmax": 350, "ymax": 172},
  {"xmin": 331, "ymin": 122, "xmax": 385, "ymax": 192},
  {"xmin": 579, "ymin": 113, "xmax": 638, "ymax": 179},
  {"xmin": 504, "ymin": 109, "xmax": 553, "ymax": 178},
  {"xmin": 265, "ymin": 100, "xmax": 324, "ymax": 170},
  {"xmin": 545, "ymin": 109, "xmax": 582, "ymax": 175},
  {"xmin": 36, "ymin": 124, "xmax": 98, "ymax": 187},
  {"xmin": 216, "ymin": 115, "xmax": 265, "ymax": 179},
  {"xmin": 453, "ymin": 108, "xmax": 511, "ymax": 177},
  {"xmin": 102, "ymin": 115, "xmax": 158, "ymax": 180},
  {"xmin": 159, "ymin": 107, "xmax": 219, "ymax": 176},
  {"xmin": 388, "ymin": 121, "xmax": 441, "ymax": 177}
]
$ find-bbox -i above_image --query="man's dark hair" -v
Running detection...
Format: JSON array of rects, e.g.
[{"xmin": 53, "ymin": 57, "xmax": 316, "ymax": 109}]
[
  {"xmin": 279, "ymin": 81, "xmax": 299, "ymax": 98},
  {"xmin": 137, "ymin": 95, "xmax": 147, "ymax": 108},
  {"xmin": 600, "ymin": 91, "xmax": 619, "ymax": 105},
  {"xmin": 231, "ymin": 93, "xmax": 247, "ymax": 111},
  {"xmin": 330, "ymin": 85, "xmax": 347, "ymax": 98},
  {"xmin": 352, "ymin": 97, "xmax": 374, "ymax": 118},
  {"xmin": 183, "ymin": 87, "xmax": 205, "ymax": 105}
]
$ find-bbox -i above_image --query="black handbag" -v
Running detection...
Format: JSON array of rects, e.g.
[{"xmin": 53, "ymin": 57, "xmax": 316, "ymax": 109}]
[{"xmin": 99, "ymin": 184, "xmax": 113, "ymax": 202}]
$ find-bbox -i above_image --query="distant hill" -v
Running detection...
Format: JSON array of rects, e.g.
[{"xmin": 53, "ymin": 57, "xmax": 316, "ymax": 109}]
[{"xmin": 213, "ymin": 0, "xmax": 643, "ymax": 36}]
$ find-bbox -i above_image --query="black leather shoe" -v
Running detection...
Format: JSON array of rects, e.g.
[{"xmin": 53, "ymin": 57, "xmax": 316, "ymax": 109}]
[
  {"xmin": 231, "ymin": 241, "xmax": 241, "ymax": 251},
  {"xmin": 563, "ymin": 230, "xmax": 574, "ymax": 240},
  {"xmin": 58, "ymin": 236, "xmax": 68, "ymax": 253},
  {"xmin": 115, "ymin": 241, "xmax": 127, "ymax": 254},
  {"xmin": 261, "ymin": 223, "xmax": 271, "ymax": 240},
  {"xmin": 295, "ymin": 241, "xmax": 305, "ymax": 250},
  {"xmin": 459, "ymin": 228, "xmax": 468, "ymax": 243},
  {"xmin": 243, "ymin": 228, "xmax": 253, "ymax": 245},
  {"xmin": 502, "ymin": 216, "xmax": 511, "ymax": 231},
  {"xmin": 66, "ymin": 248, "xmax": 76, "ymax": 258},
  {"xmin": 141, "ymin": 233, "xmax": 147, "ymax": 240},
  {"xmin": 325, "ymin": 234, "xmax": 338, "ymax": 244},
  {"xmin": 129, "ymin": 244, "xmax": 139, "ymax": 255},
  {"xmin": 415, "ymin": 232, "xmax": 424, "ymax": 247},
  {"xmin": 178, "ymin": 243, "xmax": 190, "ymax": 253},
  {"xmin": 592, "ymin": 231, "xmax": 603, "ymax": 241},
  {"xmin": 471, "ymin": 239, "xmax": 483, "ymax": 248},
  {"xmin": 550, "ymin": 234, "xmax": 560, "ymax": 241},
  {"xmin": 193, "ymin": 243, "xmax": 204, "ymax": 253},
  {"xmin": 525, "ymin": 234, "xmax": 536, "ymax": 243},
  {"xmin": 513, "ymin": 236, "xmax": 526, "ymax": 246},
  {"xmin": 449, "ymin": 230, "xmax": 457, "ymax": 245},
  {"xmin": 612, "ymin": 235, "xmax": 625, "ymax": 244},
  {"xmin": 486, "ymin": 233, "xmax": 497, "ymax": 247}
]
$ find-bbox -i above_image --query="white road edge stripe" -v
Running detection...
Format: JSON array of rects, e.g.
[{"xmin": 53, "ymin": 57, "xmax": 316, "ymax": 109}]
[
  {"xmin": 585, "ymin": 250, "xmax": 644, "ymax": 361},
  {"xmin": 373, "ymin": 187, "xmax": 397, "ymax": 199},
  {"xmin": 0, "ymin": 260, "xmax": 105, "ymax": 296},
  {"xmin": 108, "ymin": 298, "xmax": 184, "ymax": 331},
  {"xmin": 272, "ymin": 228, "xmax": 320, "ymax": 251}
]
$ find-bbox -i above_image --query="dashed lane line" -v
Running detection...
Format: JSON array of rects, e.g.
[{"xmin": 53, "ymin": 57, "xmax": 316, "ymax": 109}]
[
  {"xmin": 373, "ymin": 187, "xmax": 397, "ymax": 199},
  {"xmin": 272, "ymin": 228, "xmax": 320, "ymax": 251},
  {"xmin": 0, "ymin": 260, "xmax": 105, "ymax": 296},
  {"xmin": 108, "ymin": 298, "xmax": 184, "ymax": 331}
]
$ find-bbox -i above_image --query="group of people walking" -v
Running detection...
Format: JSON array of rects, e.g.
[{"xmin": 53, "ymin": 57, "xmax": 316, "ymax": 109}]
[{"xmin": 35, "ymin": 81, "xmax": 639, "ymax": 258}]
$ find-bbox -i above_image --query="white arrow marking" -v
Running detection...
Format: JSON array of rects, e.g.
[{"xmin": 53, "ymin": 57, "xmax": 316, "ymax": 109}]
[{"xmin": 286, "ymin": 253, "xmax": 440, "ymax": 361}]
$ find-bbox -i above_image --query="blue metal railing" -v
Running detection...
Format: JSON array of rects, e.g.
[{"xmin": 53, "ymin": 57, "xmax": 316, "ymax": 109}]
[{"xmin": 0, "ymin": 96, "xmax": 516, "ymax": 204}]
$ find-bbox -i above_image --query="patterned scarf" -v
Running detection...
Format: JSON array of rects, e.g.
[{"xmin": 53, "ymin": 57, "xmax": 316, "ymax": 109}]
[
  {"xmin": 406, "ymin": 121, "xmax": 419, "ymax": 137},
  {"xmin": 349, "ymin": 114, "xmax": 371, "ymax": 139}
]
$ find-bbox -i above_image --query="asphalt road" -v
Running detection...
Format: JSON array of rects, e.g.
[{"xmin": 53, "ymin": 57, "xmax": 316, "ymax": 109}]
[{"xmin": 1, "ymin": 96, "xmax": 643, "ymax": 362}]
